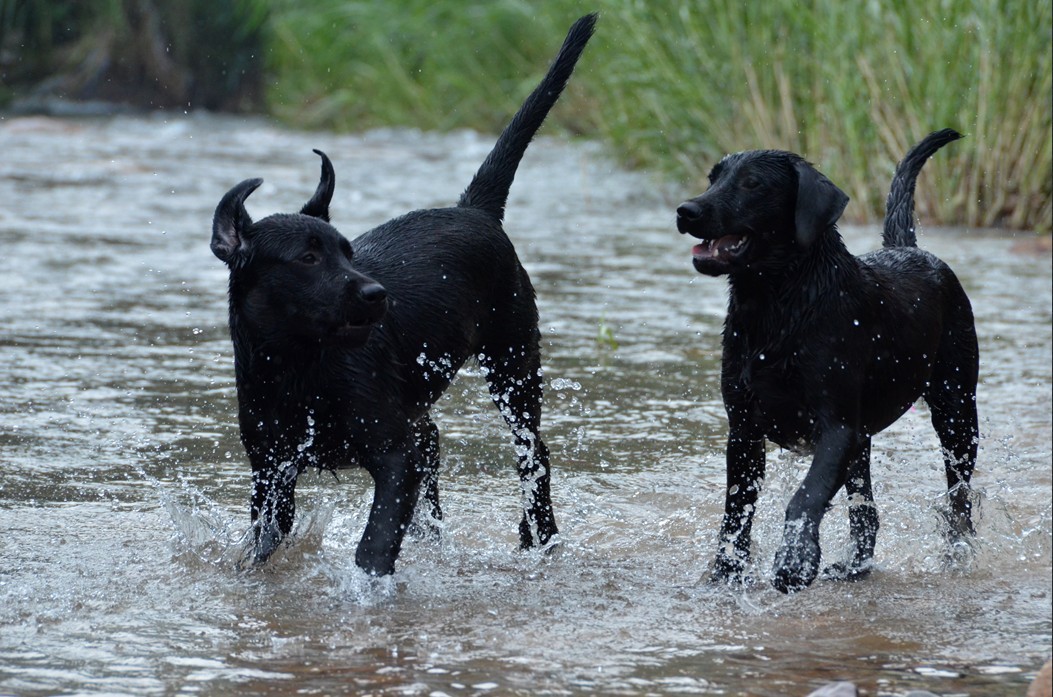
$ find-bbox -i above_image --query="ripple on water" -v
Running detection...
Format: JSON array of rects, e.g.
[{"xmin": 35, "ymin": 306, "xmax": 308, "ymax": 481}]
[{"xmin": 0, "ymin": 114, "xmax": 1049, "ymax": 696}]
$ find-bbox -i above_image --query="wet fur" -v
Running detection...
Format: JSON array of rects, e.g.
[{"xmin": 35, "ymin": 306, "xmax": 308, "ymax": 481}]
[
  {"xmin": 211, "ymin": 14, "xmax": 597, "ymax": 575},
  {"xmin": 676, "ymin": 129, "xmax": 978, "ymax": 592}
]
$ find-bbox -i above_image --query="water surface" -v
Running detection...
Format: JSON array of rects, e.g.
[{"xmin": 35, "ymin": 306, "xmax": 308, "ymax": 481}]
[{"xmin": 0, "ymin": 114, "xmax": 1050, "ymax": 696}]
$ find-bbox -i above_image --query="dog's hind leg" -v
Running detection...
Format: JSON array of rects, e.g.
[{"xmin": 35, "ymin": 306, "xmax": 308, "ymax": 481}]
[
  {"xmin": 409, "ymin": 414, "xmax": 443, "ymax": 538},
  {"xmin": 925, "ymin": 328, "xmax": 979, "ymax": 542},
  {"xmin": 480, "ymin": 333, "xmax": 559, "ymax": 550},
  {"xmin": 824, "ymin": 436, "xmax": 879, "ymax": 581}
]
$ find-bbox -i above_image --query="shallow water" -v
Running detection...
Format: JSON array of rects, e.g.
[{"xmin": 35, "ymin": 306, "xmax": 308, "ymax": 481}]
[{"xmin": 0, "ymin": 114, "xmax": 1049, "ymax": 696}]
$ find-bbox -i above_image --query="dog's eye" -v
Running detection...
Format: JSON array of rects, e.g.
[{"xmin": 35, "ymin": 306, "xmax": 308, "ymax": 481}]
[
  {"xmin": 299, "ymin": 252, "xmax": 320, "ymax": 265},
  {"xmin": 741, "ymin": 177, "xmax": 761, "ymax": 190}
]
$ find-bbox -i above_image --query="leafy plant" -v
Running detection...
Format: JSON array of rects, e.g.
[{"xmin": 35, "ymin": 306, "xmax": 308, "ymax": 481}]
[{"xmin": 596, "ymin": 314, "xmax": 619, "ymax": 350}]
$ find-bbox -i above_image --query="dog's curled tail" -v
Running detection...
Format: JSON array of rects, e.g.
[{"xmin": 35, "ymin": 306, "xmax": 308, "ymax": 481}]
[
  {"xmin": 882, "ymin": 128, "xmax": 963, "ymax": 248},
  {"xmin": 457, "ymin": 13, "xmax": 597, "ymax": 221}
]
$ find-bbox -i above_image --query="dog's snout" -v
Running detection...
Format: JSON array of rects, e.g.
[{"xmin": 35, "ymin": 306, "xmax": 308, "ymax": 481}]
[
  {"xmin": 677, "ymin": 201, "xmax": 703, "ymax": 221},
  {"xmin": 360, "ymin": 282, "xmax": 387, "ymax": 304},
  {"xmin": 676, "ymin": 200, "xmax": 706, "ymax": 235}
]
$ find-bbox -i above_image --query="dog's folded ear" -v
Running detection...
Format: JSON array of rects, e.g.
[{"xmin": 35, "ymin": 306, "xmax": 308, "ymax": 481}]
[
  {"xmin": 212, "ymin": 178, "xmax": 262, "ymax": 264},
  {"xmin": 299, "ymin": 149, "xmax": 335, "ymax": 222},
  {"xmin": 794, "ymin": 161, "xmax": 849, "ymax": 248}
]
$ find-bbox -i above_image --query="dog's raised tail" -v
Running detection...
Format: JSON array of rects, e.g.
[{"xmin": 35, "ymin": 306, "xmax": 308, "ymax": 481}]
[
  {"xmin": 457, "ymin": 13, "xmax": 597, "ymax": 221},
  {"xmin": 882, "ymin": 128, "xmax": 963, "ymax": 248}
]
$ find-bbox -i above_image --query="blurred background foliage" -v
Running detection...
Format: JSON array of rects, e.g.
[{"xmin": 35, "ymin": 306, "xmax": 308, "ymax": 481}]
[
  {"xmin": 0, "ymin": 0, "xmax": 268, "ymax": 110},
  {"xmin": 1, "ymin": 0, "xmax": 1050, "ymax": 231}
]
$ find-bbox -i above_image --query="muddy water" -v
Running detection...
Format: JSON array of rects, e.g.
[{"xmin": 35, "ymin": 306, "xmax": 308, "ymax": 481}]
[{"xmin": 0, "ymin": 114, "xmax": 1049, "ymax": 696}]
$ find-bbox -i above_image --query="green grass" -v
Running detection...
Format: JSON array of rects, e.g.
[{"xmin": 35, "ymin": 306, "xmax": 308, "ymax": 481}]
[
  {"xmin": 593, "ymin": 0, "xmax": 1052, "ymax": 231},
  {"xmin": 262, "ymin": 0, "xmax": 1051, "ymax": 232},
  {"xmin": 5, "ymin": 1, "xmax": 1048, "ymax": 230},
  {"xmin": 267, "ymin": 1, "xmax": 587, "ymax": 132}
]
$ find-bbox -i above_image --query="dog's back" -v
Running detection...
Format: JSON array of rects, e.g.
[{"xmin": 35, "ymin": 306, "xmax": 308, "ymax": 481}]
[
  {"xmin": 350, "ymin": 13, "xmax": 597, "ymax": 417},
  {"xmin": 349, "ymin": 208, "xmax": 524, "ymax": 412},
  {"xmin": 855, "ymin": 129, "xmax": 977, "ymax": 430}
]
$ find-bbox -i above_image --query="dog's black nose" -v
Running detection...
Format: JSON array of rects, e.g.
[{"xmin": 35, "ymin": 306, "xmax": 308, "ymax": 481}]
[
  {"xmin": 360, "ymin": 282, "xmax": 387, "ymax": 304},
  {"xmin": 676, "ymin": 201, "xmax": 705, "ymax": 235},
  {"xmin": 677, "ymin": 201, "xmax": 703, "ymax": 221}
]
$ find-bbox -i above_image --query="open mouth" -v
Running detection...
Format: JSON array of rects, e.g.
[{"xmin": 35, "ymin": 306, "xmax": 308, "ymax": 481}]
[
  {"xmin": 692, "ymin": 234, "xmax": 747, "ymax": 264},
  {"xmin": 333, "ymin": 296, "xmax": 388, "ymax": 340},
  {"xmin": 334, "ymin": 320, "xmax": 374, "ymax": 337},
  {"xmin": 333, "ymin": 310, "xmax": 385, "ymax": 341}
]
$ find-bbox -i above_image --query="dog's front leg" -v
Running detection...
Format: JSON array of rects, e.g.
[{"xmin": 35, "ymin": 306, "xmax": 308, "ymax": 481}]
[
  {"xmin": 356, "ymin": 444, "xmax": 426, "ymax": 576},
  {"xmin": 250, "ymin": 457, "xmax": 300, "ymax": 565},
  {"xmin": 772, "ymin": 425, "xmax": 856, "ymax": 593},
  {"xmin": 713, "ymin": 427, "xmax": 766, "ymax": 584}
]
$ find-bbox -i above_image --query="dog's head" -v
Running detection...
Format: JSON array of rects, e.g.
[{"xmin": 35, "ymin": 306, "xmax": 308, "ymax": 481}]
[
  {"xmin": 211, "ymin": 151, "xmax": 387, "ymax": 348},
  {"xmin": 675, "ymin": 150, "xmax": 849, "ymax": 276}
]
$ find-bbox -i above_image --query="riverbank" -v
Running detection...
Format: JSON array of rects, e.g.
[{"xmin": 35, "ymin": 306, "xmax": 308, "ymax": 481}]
[{"xmin": 3, "ymin": 1, "xmax": 1050, "ymax": 232}]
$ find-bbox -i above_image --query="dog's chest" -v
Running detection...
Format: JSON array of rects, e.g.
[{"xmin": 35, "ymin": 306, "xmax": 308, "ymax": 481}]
[
  {"xmin": 726, "ymin": 339, "xmax": 817, "ymax": 449},
  {"xmin": 752, "ymin": 361, "xmax": 816, "ymax": 445},
  {"xmin": 241, "ymin": 389, "xmax": 372, "ymax": 470}
]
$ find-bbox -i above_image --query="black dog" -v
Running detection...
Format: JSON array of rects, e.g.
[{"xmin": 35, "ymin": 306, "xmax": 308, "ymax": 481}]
[
  {"xmin": 676, "ymin": 129, "xmax": 978, "ymax": 592},
  {"xmin": 210, "ymin": 14, "xmax": 596, "ymax": 575}
]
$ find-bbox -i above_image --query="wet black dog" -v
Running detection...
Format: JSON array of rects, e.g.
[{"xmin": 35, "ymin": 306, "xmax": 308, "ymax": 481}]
[
  {"xmin": 210, "ymin": 14, "xmax": 597, "ymax": 575},
  {"xmin": 676, "ymin": 129, "xmax": 978, "ymax": 592}
]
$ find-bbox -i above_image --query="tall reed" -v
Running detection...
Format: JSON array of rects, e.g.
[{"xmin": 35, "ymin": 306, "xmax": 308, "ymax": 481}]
[{"xmin": 268, "ymin": 0, "xmax": 1052, "ymax": 231}]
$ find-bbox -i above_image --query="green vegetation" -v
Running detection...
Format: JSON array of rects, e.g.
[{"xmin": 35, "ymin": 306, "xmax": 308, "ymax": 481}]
[
  {"xmin": 591, "ymin": 0, "xmax": 1052, "ymax": 231},
  {"xmin": 0, "ymin": 0, "xmax": 268, "ymax": 110},
  {"xmin": 596, "ymin": 314, "xmax": 619, "ymax": 350},
  {"xmin": 267, "ymin": 1, "xmax": 588, "ymax": 133},
  {"xmin": 268, "ymin": 0, "xmax": 1051, "ymax": 232},
  {"xmin": 4, "ymin": 1, "xmax": 1049, "ymax": 231}
]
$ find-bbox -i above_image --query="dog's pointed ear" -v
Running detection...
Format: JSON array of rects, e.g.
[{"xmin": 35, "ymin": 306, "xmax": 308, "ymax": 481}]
[
  {"xmin": 212, "ymin": 178, "xmax": 262, "ymax": 264},
  {"xmin": 300, "ymin": 149, "xmax": 334, "ymax": 222},
  {"xmin": 794, "ymin": 161, "xmax": 849, "ymax": 248}
]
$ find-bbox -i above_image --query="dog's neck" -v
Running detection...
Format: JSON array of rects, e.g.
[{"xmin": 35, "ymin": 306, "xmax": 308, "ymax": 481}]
[
  {"xmin": 726, "ymin": 227, "xmax": 860, "ymax": 342},
  {"xmin": 730, "ymin": 228, "xmax": 857, "ymax": 296},
  {"xmin": 229, "ymin": 306, "xmax": 328, "ymax": 385}
]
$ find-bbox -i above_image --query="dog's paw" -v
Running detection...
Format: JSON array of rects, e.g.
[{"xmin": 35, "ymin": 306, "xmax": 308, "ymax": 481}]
[
  {"xmin": 705, "ymin": 569, "xmax": 758, "ymax": 588},
  {"xmin": 939, "ymin": 496, "xmax": 978, "ymax": 544},
  {"xmin": 407, "ymin": 516, "xmax": 443, "ymax": 542},
  {"xmin": 771, "ymin": 529, "xmax": 821, "ymax": 593},
  {"xmin": 708, "ymin": 553, "xmax": 752, "ymax": 586},
  {"xmin": 821, "ymin": 559, "xmax": 873, "ymax": 582},
  {"xmin": 518, "ymin": 514, "xmax": 559, "ymax": 550},
  {"xmin": 940, "ymin": 534, "xmax": 977, "ymax": 571}
]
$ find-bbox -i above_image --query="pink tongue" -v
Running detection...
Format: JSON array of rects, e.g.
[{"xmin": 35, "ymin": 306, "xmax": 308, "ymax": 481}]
[{"xmin": 692, "ymin": 242, "xmax": 712, "ymax": 258}]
